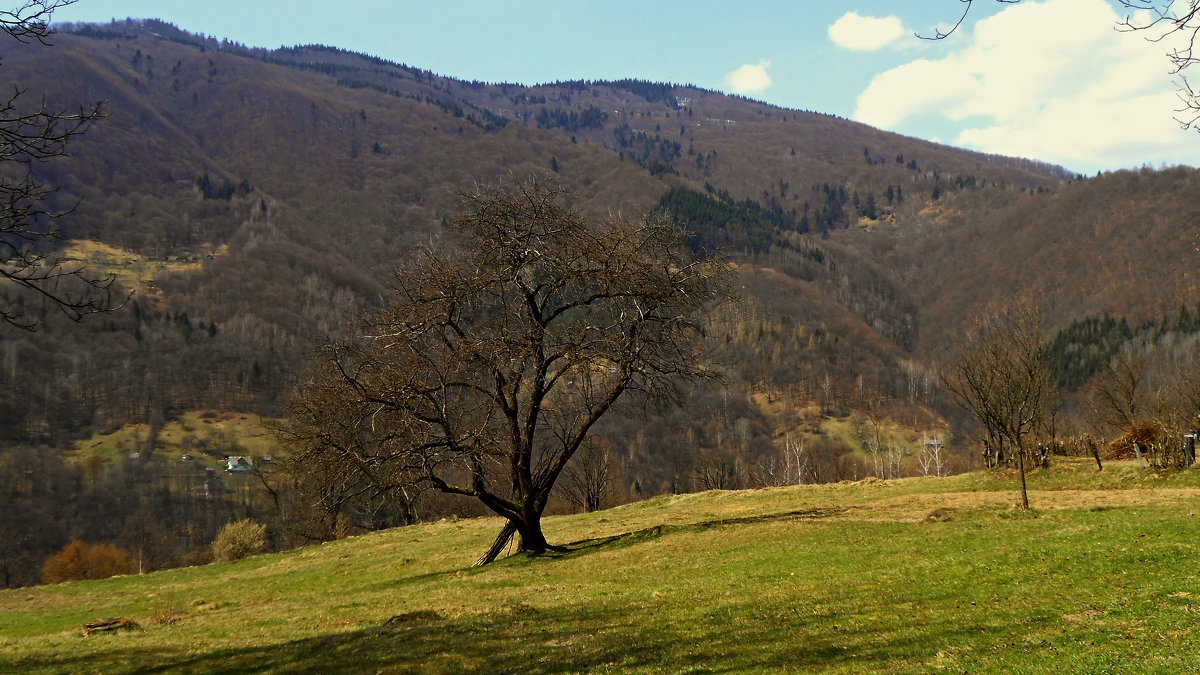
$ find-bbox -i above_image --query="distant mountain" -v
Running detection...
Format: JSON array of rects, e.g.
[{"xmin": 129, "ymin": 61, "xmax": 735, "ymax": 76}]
[{"xmin": 3, "ymin": 17, "xmax": 1197, "ymax": 486}]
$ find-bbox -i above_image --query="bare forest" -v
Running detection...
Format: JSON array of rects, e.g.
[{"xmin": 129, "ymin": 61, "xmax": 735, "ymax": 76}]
[{"xmin": 3, "ymin": 15, "xmax": 1200, "ymax": 583}]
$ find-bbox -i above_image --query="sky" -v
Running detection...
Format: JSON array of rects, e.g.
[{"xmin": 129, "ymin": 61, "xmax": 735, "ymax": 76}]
[{"xmin": 50, "ymin": 0, "xmax": 1200, "ymax": 175}]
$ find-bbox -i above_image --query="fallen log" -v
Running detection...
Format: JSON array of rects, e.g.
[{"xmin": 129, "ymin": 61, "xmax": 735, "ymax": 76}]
[{"xmin": 83, "ymin": 617, "xmax": 140, "ymax": 636}]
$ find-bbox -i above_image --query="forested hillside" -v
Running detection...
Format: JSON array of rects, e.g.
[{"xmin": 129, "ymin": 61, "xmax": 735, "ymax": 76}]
[{"xmin": 2, "ymin": 17, "xmax": 1198, "ymax": 586}]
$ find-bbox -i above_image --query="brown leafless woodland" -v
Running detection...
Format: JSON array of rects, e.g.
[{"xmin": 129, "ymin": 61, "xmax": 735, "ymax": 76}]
[
  {"xmin": 283, "ymin": 179, "xmax": 728, "ymax": 564},
  {"xmin": 560, "ymin": 436, "xmax": 613, "ymax": 513},
  {"xmin": 0, "ymin": 0, "xmax": 114, "ymax": 329}
]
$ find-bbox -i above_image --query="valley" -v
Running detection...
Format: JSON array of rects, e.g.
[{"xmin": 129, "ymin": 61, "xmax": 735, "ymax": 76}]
[{"xmin": 2, "ymin": 15, "xmax": 1199, "ymax": 600}]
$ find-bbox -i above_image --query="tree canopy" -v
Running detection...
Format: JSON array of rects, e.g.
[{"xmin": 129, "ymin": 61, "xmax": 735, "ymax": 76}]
[
  {"xmin": 944, "ymin": 306, "xmax": 1052, "ymax": 508},
  {"xmin": 283, "ymin": 179, "xmax": 729, "ymax": 563}
]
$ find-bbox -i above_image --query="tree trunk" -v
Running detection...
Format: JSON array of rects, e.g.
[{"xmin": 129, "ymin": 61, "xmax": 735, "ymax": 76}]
[
  {"xmin": 473, "ymin": 511, "xmax": 552, "ymax": 566},
  {"xmin": 475, "ymin": 521, "xmax": 517, "ymax": 567},
  {"xmin": 1016, "ymin": 444, "xmax": 1030, "ymax": 509},
  {"xmin": 516, "ymin": 514, "xmax": 549, "ymax": 553}
]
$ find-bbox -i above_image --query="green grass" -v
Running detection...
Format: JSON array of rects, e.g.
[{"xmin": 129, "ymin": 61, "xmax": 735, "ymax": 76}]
[
  {"xmin": 68, "ymin": 410, "xmax": 282, "ymax": 469},
  {"xmin": 4, "ymin": 459, "xmax": 1200, "ymax": 672}
]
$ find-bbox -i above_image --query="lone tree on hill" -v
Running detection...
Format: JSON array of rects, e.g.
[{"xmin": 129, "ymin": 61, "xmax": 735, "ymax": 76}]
[
  {"xmin": 283, "ymin": 179, "xmax": 728, "ymax": 564},
  {"xmin": 0, "ymin": 0, "xmax": 114, "ymax": 329},
  {"xmin": 944, "ymin": 305, "xmax": 1053, "ymax": 509}
]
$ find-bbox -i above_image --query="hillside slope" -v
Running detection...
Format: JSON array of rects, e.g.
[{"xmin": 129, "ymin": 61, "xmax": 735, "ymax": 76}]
[
  {"xmin": 889, "ymin": 168, "xmax": 1200, "ymax": 355},
  {"xmin": 3, "ymin": 18, "xmax": 1200, "ymax": 586},
  {"xmin": 3, "ymin": 460, "xmax": 1200, "ymax": 672},
  {"xmin": 1, "ymin": 20, "xmax": 1029, "ymax": 454},
  {"xmin": 0, "ymin": 20, "xmax": 1081, "ymax": 426}
]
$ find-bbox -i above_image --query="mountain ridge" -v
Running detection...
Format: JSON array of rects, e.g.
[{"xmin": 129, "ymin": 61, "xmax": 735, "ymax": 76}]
[{"xmin": 0, "ymin": 17, "xmax": 1197, "ymax": 586}]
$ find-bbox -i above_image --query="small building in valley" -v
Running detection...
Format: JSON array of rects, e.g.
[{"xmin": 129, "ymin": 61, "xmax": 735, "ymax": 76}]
[{"xmin": 224, "ymin": 456, "xmax": 253, "ymax": 473}]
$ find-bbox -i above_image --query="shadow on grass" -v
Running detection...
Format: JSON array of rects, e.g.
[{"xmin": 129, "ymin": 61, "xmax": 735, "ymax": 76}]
[
  {"xmin": 360, "ymin": 566, "xmax": 470, "ymax": 593},
  {"xmin": 539, "ymin": 506, "xmax": 850, "ymax": 562},
  {"xmin": 2, "ymin": 595, "xmax": 1025, "ymax": 674},
  {"xmin": 2, "ymin": 506, "xmax": 1090, "ymax": 673}
]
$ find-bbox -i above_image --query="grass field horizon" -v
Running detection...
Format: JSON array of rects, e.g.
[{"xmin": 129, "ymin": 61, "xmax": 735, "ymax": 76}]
[{"xmin": 4, "ymin": 458, "xmax": 1200, "ymax": 673}]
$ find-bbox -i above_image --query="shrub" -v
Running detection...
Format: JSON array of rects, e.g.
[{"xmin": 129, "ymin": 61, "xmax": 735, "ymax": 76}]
[
  {"xmin": 41, "ymin": 539, "xmax": 135, "ymax": 584},
  {"xmin": 211, "ymin": 519, "xmax": 268, "ymax": 562}
]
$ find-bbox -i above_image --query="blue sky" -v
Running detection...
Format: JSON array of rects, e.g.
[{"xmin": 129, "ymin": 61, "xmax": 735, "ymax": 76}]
[{"xmin": 51, "ymin": 0, "xmax": 1200, "ymax": 174}]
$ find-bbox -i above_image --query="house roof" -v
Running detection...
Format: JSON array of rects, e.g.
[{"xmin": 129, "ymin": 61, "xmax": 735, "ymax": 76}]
[{"xmin": 225, "ymin": 455, "xmax": 253, "ymax": 472}]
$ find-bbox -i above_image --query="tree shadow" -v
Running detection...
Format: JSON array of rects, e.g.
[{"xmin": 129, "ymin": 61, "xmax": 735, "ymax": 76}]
[
  {"xmin": 2, "ymin": 591, "xmax": 1038, "ymax": 674},
  {"xmin": 4, "ymin": 504, "xmax": 1067, "ymax": 672},
  {"xmin": 538, "ymin": 506, "xmax": 850, "ymax": 561}
]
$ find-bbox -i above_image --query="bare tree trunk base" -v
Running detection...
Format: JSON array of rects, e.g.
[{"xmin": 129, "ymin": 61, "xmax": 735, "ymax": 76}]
[
  {"xmin": 475, "ymin": 522, "xmax": 517, "ymax": 567},
  {"xmin": 1017, "ymin": 449, "xmax": 1030, "ymax": 510}
]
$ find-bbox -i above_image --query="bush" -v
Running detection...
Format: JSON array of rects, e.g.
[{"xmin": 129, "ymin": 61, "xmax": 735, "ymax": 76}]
[
  {"xmin": 211, "ymin": 519, "xmax": 268, "ymax": 562},
  {"xmin": 41, "ymin": 539, "xmax": 135, "ymax": 584}
]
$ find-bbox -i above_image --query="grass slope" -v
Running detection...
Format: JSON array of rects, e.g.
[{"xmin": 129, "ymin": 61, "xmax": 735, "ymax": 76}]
[
  {"xmin": 3, "ymin": 459, "xmax": 1200, "ymax": 673},
  {"xmin": 68, "ymin": 411, "xmax": 280, "ymax": 468},
  {"xmin": 62, "ymin": 241, "xmax": 227, "ymax": 300}
]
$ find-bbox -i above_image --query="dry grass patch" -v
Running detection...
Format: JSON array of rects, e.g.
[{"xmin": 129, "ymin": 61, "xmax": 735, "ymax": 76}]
[
  {"xmin": 836, "ymin": 487, "xmax": 1200, "ymax": 523},
  {"xmin": 62, "ymin": 240, "xmax": 227, "ymax": 299}
]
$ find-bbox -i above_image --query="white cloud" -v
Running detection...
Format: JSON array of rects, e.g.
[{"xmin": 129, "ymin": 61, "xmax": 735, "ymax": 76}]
[
  {"xmin": 852, "ymin": 0, "xmax": 1200, "ymax": 172},
  {"xmin": 725, "ymin": 60, "xmax": 773, "ymax": 95},
  {"xmin": 828, "ymin": 11, "xmax": 907, "ymax": 51}
]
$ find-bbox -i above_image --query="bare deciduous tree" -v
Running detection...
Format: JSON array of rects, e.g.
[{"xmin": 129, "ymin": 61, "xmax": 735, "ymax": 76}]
[
  {"xmin": 1092, "ymin": 350, "xmax": 1146, "ymax": 433},
  {"xmin": 918, "ymin": 435, "xmax": 948, "ymax": 478},
  {"xmin": 560, "ymin": 436, "xmax": 612, "ymax": 513},
  {"xmin": 755, "ymin": 433, "xmax": 809, "ymax": 487},
  {"xmin": 283, "ymin": 179, "xmax": 728, "ymax": 564},
  {"xmin": 944, "ymin": 306, "xmax": 1053, "ymax": 509},
  {"xmin": 886, "ymin": 440, "xmax": 905, "ymax": 479},
  {"xmin": 692, "ymin": 452, "xmax": 737, "ymax": 491},
  {"xmin": 0, "ymin": 0, "xmax": 115, "ymax": 329}
]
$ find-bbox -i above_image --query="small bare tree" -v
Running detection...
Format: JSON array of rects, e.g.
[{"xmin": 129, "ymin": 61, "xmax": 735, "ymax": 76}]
[
  {"xmin": 560, "ymin": 436, "xmax": 612, "ymax": 513},
  {"xmin": 692, "ymin": 452, "xmax": 737, "ymax": 491},
  {"xmin": 1093, "ymin": 351, "xmax": 1146, "ymax": 433},
  {"xmin": 944, "ymin": 306, "xmax": 1053, "ymax": 509},
  {"xmin": 757, "ymin": 432, "xmax": 809, "ymax": 486},
  {"xmin": 917, "ymin": 435, "xmax": 948, "ymax": 478},
  {"xmin": 885, "ymin": 440, "xmax": 905, "ymax": 479},
  {"xmin": 860, "ymin": 415, "xmax": 886, "ymax": 479},
  {"xmin": 784, "ymin": 434, "xmax": 810, "ymax": 484},
  {"xmin": 283, "ymin": 179, "xmax": 728, "ymax": 564},
  {"xmin": 917, "ymin": 444, "xmax": 934, "ymax": 478}
]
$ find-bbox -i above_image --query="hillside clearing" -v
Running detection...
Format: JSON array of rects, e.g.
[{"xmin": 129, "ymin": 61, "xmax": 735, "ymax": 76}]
[
  {"xmin": 3, "ymin": 459, "xmax": 1200, "ymax": 673},
  {"xmin": 62, "ymin": 240, "xmax": 226, "ymax": 299},
  {"xmin": 67, "ymin": 410, "xmax": 280, "ymax": 469}
]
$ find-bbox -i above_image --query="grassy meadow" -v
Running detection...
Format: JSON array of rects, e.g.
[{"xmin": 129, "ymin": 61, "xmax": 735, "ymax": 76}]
[
  {"xmin": 3, "ymin": 459, "xmax": 1200, "ymax": 673},
  {"xmin": 68, "ymin": 411, "xmax": 280, "ymax": 469},
  {"xmin": 62, "ymin": 240, "xmax": 227, "ymax": 300}
]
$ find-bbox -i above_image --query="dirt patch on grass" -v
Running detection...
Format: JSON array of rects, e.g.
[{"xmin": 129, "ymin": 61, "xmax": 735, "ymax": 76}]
[{"xmin": 835, "ymin": 488, "xmax": 1200, "ymax": 523}]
